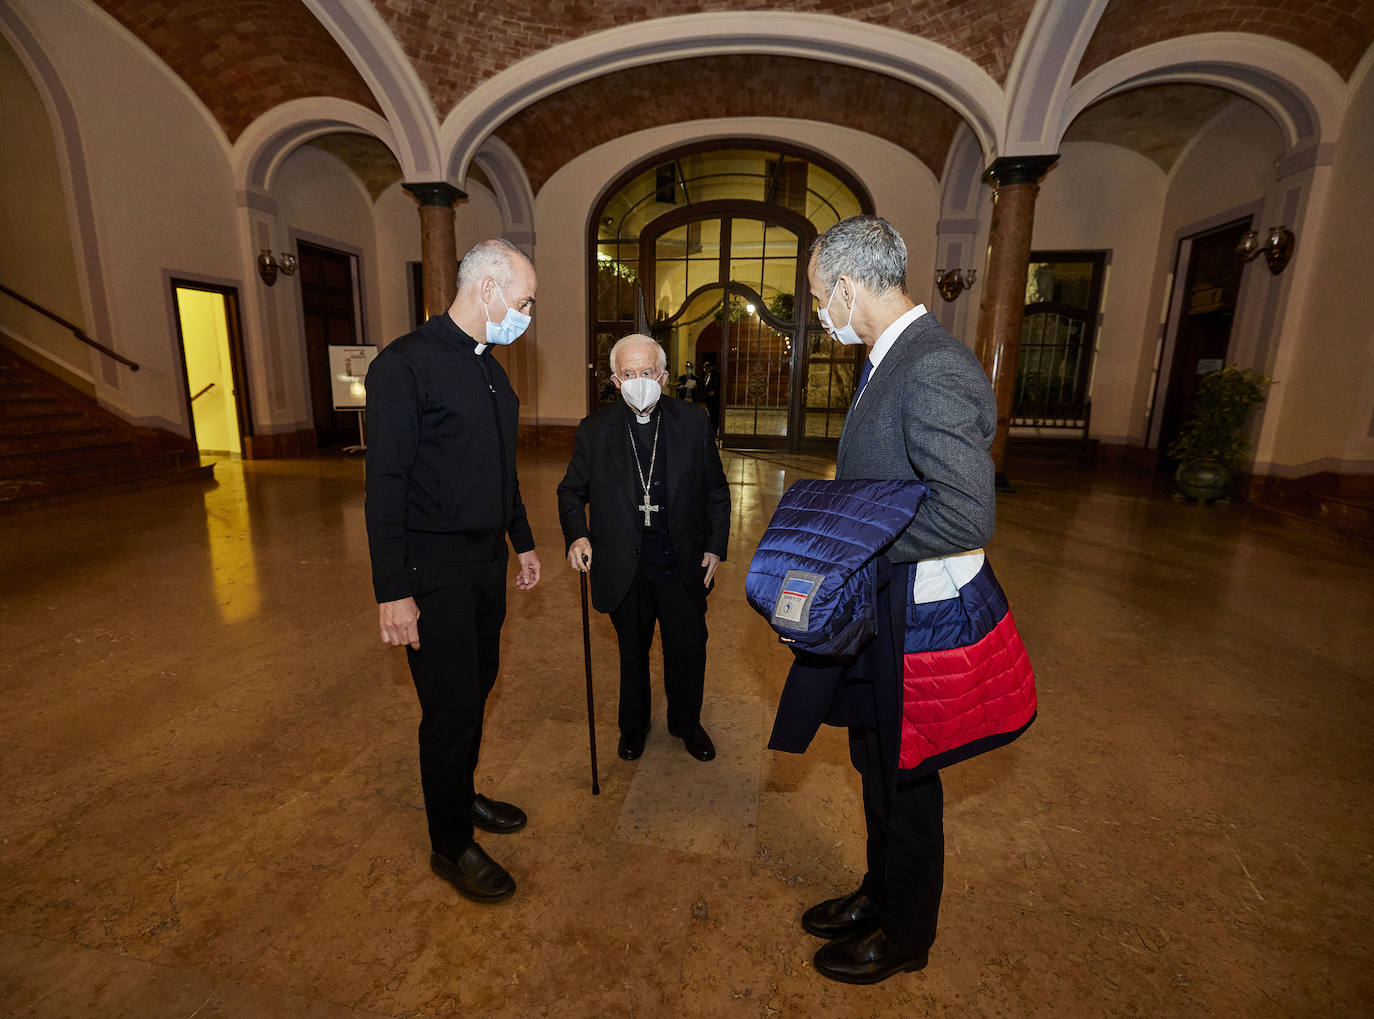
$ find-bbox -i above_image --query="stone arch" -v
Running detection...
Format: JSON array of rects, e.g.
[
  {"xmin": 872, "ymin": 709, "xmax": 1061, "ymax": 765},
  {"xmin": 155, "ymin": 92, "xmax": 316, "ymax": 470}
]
[
  {"xmin": 439, "ymin": 12, "xmax": 1004, "ymax": 187},
  {"xmin": 469, "ymin": 136, "xmax": 536, "ymax": 247},
  {"xmin": 231, "ymin": 97, "xmax": 402, "ymax": 201},
  {"xmin": 299, "ymin": 0, "xmax": 443, "ymax": 180},
  {"xmin": 1062, "ymin": 34, "xmax": 1347, "ymax": 156}
]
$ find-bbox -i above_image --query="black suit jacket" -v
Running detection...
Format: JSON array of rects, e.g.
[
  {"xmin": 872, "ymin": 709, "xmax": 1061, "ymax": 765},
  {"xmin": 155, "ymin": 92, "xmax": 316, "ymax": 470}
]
[{"xmin": 557, "ymin": 397, "xmax": 731, "ymax": 614}]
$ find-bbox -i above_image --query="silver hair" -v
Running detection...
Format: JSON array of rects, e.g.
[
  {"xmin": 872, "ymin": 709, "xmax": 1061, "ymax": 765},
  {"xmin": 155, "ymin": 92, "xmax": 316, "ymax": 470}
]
[
  {"xmin": 609, "ymin": 333, "xmax": 667, "ymax": 375},
  {"xmin": 809, "ymin": 215, "xmax": 908, "ymax": 295},
  {"xmin": 457, "ymin": 237, "xmax": 528, "ymax": 291}
]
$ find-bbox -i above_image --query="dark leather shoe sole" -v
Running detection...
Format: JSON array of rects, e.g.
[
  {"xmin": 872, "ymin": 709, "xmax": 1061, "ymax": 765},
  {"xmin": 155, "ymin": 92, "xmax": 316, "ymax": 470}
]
[
  {"xmin": 802, "ymin": 890, "xmax": 880, "ymax": 939},
  {"xmin": 471, "ymin": 794, "xmax": 527, "ymax": 834},
  {"xmin": 430, "ymin": 848, "xmax": 515, "ymax": 904}
]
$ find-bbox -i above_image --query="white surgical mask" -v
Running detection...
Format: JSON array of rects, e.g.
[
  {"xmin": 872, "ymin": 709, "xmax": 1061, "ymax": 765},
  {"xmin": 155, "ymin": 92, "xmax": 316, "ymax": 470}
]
[
  {"xmin": 485, "ymin": 284, "xmax": 530, "ymax": 346},
  {"xmin": 817, "ymin": 279, "xmax": 863, "ymax": 346},
  {"xmin": 620, "ymin": 376, "xmax": 661, "ymax": 414}
]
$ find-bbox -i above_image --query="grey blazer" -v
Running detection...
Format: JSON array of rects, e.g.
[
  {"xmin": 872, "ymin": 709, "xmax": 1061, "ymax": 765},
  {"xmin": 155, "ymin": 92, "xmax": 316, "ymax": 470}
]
[{"xmin": 835, "ymin": 311, "xmax": 998, "ymax": 562}]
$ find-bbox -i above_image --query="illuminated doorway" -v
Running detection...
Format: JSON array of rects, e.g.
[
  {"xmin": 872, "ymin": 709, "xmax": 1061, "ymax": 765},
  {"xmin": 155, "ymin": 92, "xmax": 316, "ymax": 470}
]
[
  {"xmin": 590, "ymin": 144, "xmax": 872, "ymax": 451},
  {"xmin": 171, "ymin": 281, "xmax": 250, "ymax": 456}
]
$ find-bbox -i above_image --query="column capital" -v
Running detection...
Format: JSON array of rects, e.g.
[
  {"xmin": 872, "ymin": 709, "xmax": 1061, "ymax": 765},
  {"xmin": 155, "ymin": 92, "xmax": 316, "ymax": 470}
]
[
  {"xmin": 403, "ymin": 181, "xmax": 466, "ymax": 207},
  {"xmin": 982, "ymin": 155, "xmax": 1059, "ymax": 188}
]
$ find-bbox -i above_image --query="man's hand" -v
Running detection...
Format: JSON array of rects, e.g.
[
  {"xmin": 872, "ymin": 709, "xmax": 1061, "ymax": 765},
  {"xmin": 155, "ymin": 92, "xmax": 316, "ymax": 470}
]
[
  {"xmin": 516, "ymin": 550, "xmax": 542, "ymax": 590},
  {"xmin": 567, "ymin": 538, "xmax": 592, "ymax": 572},
  {"xmin": 379, "ymin": 597, "xmax": 420, "ymax": 649},
  {"xmin": 702, "ymin": 552, "xmax": 721, "ymax": 587}
]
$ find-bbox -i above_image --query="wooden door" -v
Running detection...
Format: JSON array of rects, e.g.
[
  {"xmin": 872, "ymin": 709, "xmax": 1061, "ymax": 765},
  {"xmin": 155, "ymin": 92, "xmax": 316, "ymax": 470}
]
[
  {"xmin": 1156, "ymin": 221, "xmax": 1250, "ymax": 468},
  {"xmin": 298, "ymin": 241, "xmax": 359, "ymax": 446}
]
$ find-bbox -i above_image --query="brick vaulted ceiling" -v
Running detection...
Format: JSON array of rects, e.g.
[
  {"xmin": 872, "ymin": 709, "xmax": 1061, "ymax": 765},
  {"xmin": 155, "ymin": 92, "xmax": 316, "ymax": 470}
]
[
  {"xmin": 493, "ymin": 54, "xmax": 964, "ymax": 193},
  {"xmin": 372, "ymin": 0, "xmax": 1038, "ymax": 117},
  {"xmin": 90, "ymin": 0, "xmax": 382, "ymax": 142},
  {"xmin": 1078, "ymin": 0, "xmax": 1374, "ymax": 82}
]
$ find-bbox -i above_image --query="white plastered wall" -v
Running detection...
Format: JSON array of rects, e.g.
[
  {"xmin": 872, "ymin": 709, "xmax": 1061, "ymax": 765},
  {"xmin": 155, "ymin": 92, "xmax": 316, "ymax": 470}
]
[
  {"xmin": 1259, "ymin": 62, "xmax": 1374, "ymax": 475},
  {"xmin": 531, "ymin": 117, "xmax": 940, "ymax": 426},
  {"xmin": 0, "ymin": 31, "xmax": 91, "ymax": 384},
  {"xmin": 9, "ymin": 0, "xmax": 244, "ymax": 435},
  {"xmin": 271, "ymin": 144, "xmax": 381, "ymax": 425},
  {"xmin": 1030, "ymin": 141, "xmax": 1168, "ymax": 444},
  {"xmin": 1134, "ymin": 100, "xmax": 1289, "ymax": 450}
]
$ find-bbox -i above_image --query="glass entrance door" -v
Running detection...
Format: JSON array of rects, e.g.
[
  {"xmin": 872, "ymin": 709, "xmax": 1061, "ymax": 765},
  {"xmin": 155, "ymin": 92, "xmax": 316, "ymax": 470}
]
[{"xmin": 644, "ymin": 208, "xmax": 808, "ymax": 449}]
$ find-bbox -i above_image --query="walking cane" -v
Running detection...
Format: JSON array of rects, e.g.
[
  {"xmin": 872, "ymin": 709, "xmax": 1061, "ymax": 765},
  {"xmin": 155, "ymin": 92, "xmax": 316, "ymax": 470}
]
[{"xmin": 579, "ymin": 555, "xmax": 601, "ymax": 795}]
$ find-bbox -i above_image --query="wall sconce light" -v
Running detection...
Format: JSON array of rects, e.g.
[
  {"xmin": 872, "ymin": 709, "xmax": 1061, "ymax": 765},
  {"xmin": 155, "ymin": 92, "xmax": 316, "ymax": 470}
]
[
  {"xmin": 1236, "ymin": 226, "xmax": 1294, "ymax": 275},
  {"xmin": 936, "ymin": 267, "xmax": 976, "ymax": 302},
  {"xmin": 257, "ymin": 250, "xmax": 298, "ymax": 286}
]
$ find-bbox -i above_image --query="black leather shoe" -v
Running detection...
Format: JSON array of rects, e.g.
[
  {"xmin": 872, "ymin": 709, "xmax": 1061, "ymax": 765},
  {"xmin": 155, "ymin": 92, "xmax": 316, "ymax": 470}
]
[
  {"xmin": 471, "ymin": 793, "xmax": 526, "ymax": 834},
  {"xmin": 813, "ymin": 928, "xmax": 929, "ymax": 984},
  {"xmin": 670, "ymin": 723, "xmax": 715, "ymax": 761},
  {"xmin": 801, "ymin": 888, "xmax": 880, "ymax": 939},
  {"xmin": 430, "ymin": 844, "xmax": 515, "ymax": 903},
  {"xmin": 618, "ymin": 729, "xmax": 648, "ymax": 760}
]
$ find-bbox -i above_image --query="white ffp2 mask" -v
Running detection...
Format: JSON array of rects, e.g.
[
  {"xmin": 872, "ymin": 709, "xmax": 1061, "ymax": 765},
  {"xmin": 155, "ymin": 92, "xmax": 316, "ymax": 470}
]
[{"xmin": 620, "ymin": 377, "xmax": 661, "ymax": 413}]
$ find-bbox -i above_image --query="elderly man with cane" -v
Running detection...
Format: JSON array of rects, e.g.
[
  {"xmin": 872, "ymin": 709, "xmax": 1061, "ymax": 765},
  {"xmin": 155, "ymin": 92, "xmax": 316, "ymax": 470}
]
[{"xmin": 558, "ymin": 334, "xmax": 731, "ymax": 764}]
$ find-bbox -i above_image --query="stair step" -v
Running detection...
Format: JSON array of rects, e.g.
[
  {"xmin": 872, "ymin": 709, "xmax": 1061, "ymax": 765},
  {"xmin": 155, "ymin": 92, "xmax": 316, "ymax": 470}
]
[
  {"xmin": 0, "ymin": 428, "xmax": 113, "ymax": 454},
  {"xmin": 0, "ymin": 462, "xmax": 215, "ymax": 514},
  {"xmin": 0, "ymin": 396, "xmax": 70, "ymax": 417},
  {"xmin": 0, "ymin": 452, "xmax": 186, "ymax": 501},
  {"xmin": 0, "ymin": 412, "xmax": 89, "ymax": 436},
  {"xmin": 0, "ymin": 439, "xmax": 139, "ymax": 478}
]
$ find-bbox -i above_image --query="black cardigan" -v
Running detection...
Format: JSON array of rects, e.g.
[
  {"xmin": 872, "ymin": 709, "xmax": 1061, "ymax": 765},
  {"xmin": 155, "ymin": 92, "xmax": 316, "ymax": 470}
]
[{"xmin": 364, "ymin": 313, "xmax": 534, "ymax": 603}]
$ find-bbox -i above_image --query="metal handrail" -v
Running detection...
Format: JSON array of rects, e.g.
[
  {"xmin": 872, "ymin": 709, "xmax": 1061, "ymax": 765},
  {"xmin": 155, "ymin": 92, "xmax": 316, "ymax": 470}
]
[
  {"xmin": 0, "ymin": 283, "xmax": 139, "ymax": 371},
  {"xmin": 190, "ymin": 382, "xmax": 215, "ymax": 402}
]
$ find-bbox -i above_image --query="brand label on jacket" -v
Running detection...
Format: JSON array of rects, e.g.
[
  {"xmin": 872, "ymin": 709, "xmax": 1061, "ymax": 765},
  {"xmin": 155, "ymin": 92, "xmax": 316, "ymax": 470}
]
[{"xmin": 773, "ymin": 569, "xmax": 824, "ymax": 630}]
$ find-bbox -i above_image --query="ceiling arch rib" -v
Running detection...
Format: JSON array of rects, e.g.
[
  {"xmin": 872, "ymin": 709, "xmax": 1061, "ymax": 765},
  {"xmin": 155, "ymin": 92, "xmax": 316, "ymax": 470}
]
[
  {"xmin": 491, "ymin": 54, "xmax": 965, "ymax": 195},
  {"xmin": 439, "ymin": 13, "xmax": 1006, "ymax": 186},
  {"xmin": 232, "ymin": 98, "xmax": 402, "ymax": 199},
  {"xmin": 379, "ymin": 0, "xmax": 1035, "ymax": 116},
  {"xmin": 1078, "ymin": 0, "xmax": 1374, "ymax": 84},
  {"xmin": 1000, "ymin": 0, "xmax": 1110, "ymax": 155},
  {"xmin": 1063, "ymin": 34, "xmax": 1347, "ymax": 154},
  {"xmin": 88, "ymin": 0, "xmax": 381, "ymax": 143},
  {"xmin": 300, "ymin": 0, "xmax": 442, "ymax": 181}
]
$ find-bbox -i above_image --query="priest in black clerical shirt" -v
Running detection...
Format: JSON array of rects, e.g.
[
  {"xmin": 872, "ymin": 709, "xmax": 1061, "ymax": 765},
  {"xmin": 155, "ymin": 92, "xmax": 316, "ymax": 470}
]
[{"xmin": 557, "ymin": 334, "xmax": 732, "ymax": 762}]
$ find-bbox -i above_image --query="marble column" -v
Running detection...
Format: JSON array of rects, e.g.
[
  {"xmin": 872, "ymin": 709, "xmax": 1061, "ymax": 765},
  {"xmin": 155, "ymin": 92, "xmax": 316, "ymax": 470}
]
[
  {"xmin": 403, "ymin": 182, "xmax": 466, "ymax": 320},
  {"xmin": 973, "ymin": 155, "xmax": 1058, "ymax": 484}
]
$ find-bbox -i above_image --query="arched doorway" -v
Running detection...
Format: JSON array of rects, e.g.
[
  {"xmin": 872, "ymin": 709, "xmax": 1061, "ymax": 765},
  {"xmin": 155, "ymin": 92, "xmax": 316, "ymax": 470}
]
[{"xmin": 588, "ymin": 143, "xmax": 872, "ymax": 451}]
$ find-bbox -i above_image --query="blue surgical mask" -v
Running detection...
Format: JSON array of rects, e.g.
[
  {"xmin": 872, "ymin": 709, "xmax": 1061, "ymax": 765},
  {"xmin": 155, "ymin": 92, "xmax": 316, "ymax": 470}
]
[
  {"xmin": 485, "ymin": 284, "xmax": 530, "ymax": 346},
  {"xmin": 817, "ymin": 279, "xmax": 862, "ymax": 346}
]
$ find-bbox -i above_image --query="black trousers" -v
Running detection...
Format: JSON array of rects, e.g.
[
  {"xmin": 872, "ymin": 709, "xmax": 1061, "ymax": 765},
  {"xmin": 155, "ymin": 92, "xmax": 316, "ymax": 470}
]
[
  {"xmin": 404, "ymin": 554, "xmax": 507, "ymax": 858},
  {"xmin": 609, "ymin": 568, "xmax": 707, "ymax": 736},
  {"xmin": 850, "ymin": 724, "xmax": 944, "ymax": 951}
]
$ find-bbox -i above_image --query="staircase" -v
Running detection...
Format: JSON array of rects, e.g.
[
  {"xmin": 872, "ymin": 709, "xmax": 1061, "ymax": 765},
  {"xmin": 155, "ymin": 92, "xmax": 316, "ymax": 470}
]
[{"xmin": 0, "ymin": 347, "xmax": 213, "ymax": 513}]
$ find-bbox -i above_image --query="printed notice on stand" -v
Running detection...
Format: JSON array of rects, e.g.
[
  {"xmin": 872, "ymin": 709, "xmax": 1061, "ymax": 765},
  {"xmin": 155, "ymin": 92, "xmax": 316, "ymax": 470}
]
[{"xmin": 329, "ymin": 345, "xmax": 378, "ymax": 410}]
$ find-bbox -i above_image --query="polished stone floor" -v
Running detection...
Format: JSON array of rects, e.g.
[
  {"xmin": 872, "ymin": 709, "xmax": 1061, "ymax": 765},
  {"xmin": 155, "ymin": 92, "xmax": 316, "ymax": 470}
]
[{"xmin": 1, "ymin": 449, "xmax": 1370, "ymax": 1017}]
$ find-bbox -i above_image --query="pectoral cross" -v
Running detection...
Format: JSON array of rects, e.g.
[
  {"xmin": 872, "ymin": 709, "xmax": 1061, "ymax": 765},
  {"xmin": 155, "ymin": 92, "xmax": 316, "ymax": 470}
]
[{"xmin": 637, "ymin": 493, "xmax": 660, "ymax": 526}]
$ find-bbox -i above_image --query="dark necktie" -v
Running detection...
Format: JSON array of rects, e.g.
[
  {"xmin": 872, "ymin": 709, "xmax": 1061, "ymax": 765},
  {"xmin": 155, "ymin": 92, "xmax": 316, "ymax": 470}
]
[{"xmin": 850, "ymin": 357, "xmax": 874, "ymax": 411}]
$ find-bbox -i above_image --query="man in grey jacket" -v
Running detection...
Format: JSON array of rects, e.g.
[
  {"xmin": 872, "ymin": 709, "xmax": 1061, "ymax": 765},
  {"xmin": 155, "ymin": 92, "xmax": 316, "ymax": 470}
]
[{"xmin": 798, "ymin": 215, "xmax": 1001, "ymax": 983}]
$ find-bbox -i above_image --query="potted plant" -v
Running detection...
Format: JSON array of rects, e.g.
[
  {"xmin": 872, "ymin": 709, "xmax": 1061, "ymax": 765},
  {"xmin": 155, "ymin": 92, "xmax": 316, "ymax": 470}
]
[{"xmin": 1168, "ymin": 364, "xmax": 1270, "ymax": 503}]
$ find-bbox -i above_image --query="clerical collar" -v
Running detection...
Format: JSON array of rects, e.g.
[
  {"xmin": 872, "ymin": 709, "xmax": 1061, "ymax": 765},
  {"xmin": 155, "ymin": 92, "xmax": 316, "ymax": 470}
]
[
  {"xmin": 474, "ymin": 341, "xmax": 488, "ymax": 355},
  {"xmin": 630, "ymin": 403, "xmax": 658, "ymax": 426}
]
